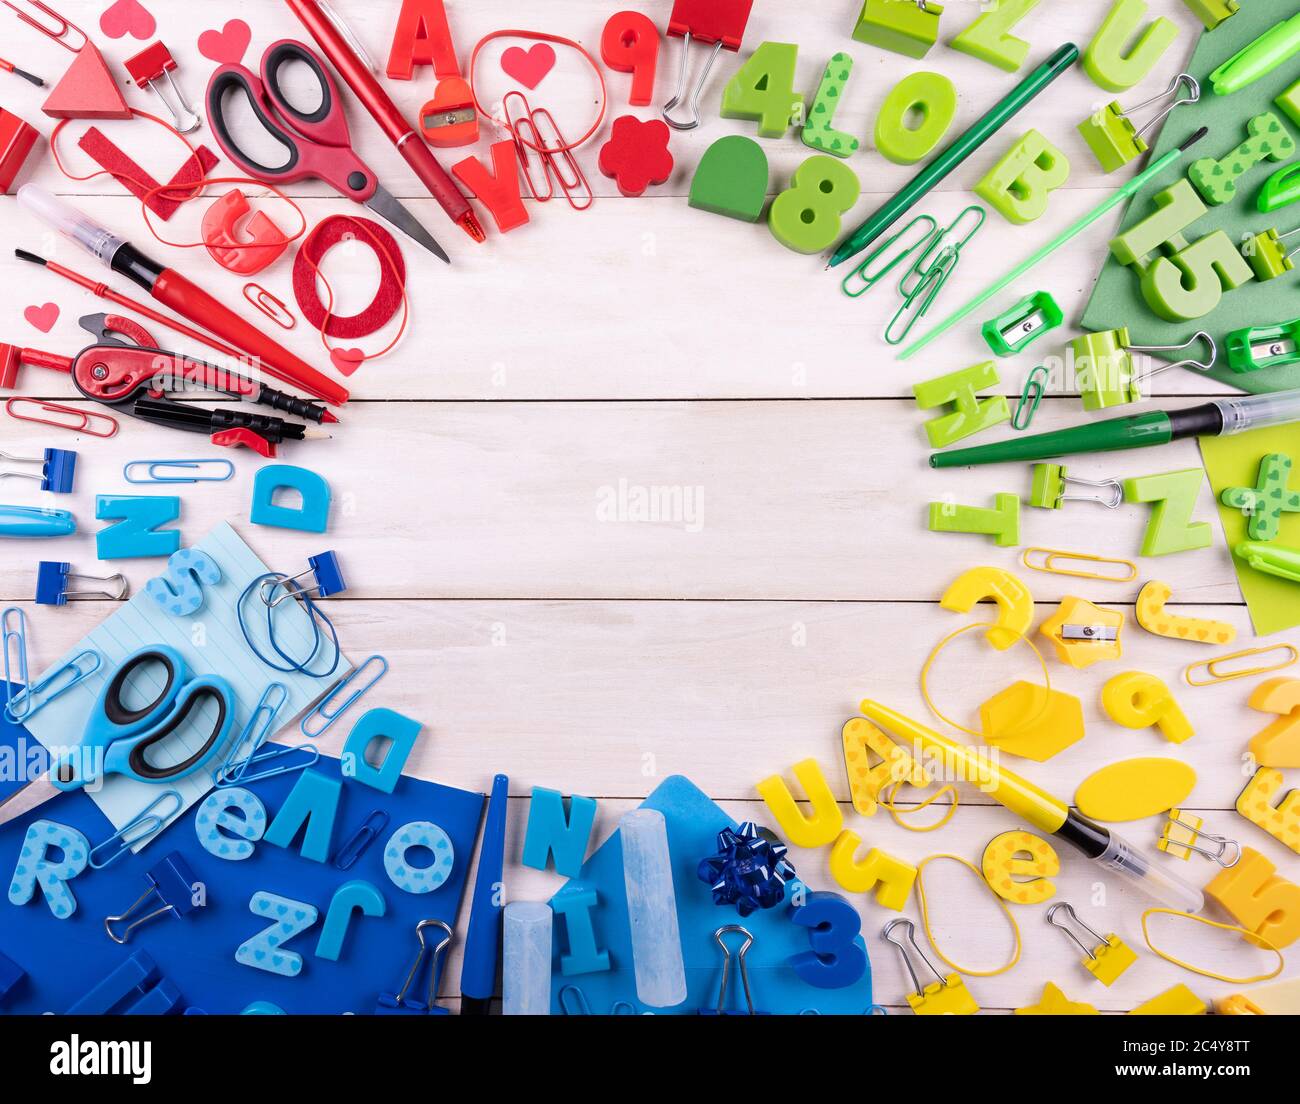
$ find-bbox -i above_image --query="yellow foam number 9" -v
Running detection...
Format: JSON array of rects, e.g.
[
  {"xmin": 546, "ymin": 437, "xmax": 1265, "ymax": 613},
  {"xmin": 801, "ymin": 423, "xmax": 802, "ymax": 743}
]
[
  {"xmin": 1102, "ymin": 670, "xmax": 1194, "ymax": 744},
  {"xmin": 769, "ymin": 156, "xmax": 861, "ymax": 254}
]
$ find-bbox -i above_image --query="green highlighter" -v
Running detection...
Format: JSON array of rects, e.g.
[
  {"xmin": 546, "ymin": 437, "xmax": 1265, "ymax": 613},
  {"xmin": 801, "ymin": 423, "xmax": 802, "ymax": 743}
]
[{"xmin": 931, "ymin": 390, "xmax": 1300, "ymax": 468}]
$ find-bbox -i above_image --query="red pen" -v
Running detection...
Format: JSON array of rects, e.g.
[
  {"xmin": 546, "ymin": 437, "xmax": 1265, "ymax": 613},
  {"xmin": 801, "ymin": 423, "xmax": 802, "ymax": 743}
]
[
  {"xmin": 17, "ymin": 185, "xmax": 348, "ymax": 406},
  {"xmin": 286, "ymin": 0, "xmax": 485, "ymax": 244}
]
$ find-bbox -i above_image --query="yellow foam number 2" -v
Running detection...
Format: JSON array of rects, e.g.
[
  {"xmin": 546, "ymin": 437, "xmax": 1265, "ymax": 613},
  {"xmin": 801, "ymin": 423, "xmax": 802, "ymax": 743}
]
[{"xmin": 769, "ymin": 156, "xmax": 862, "ymax": 254}]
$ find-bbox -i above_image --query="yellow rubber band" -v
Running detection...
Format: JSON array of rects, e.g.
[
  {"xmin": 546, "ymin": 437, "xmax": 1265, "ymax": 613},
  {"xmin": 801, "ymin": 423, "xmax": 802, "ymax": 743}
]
[
  {"xmin": 916, "ymin": 853, "xmax": 1023, "ymax": 978},
  {"xmin": 1140, "ymin": 908, "xmax": 1284, "ymax": 985},
  {"xmin": 921, "ymin": 622, "xmax": 1052, "ymax": 739},
  {"xmin": 883, "ymin": 779, "xmax": 959, "ymax": 833}
]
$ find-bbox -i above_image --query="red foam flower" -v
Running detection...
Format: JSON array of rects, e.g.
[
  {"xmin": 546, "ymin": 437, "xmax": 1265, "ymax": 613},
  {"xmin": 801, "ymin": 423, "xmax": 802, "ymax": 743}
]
[{"xmin": 598, "ymin": 115, "xmax": 674, "ymax": 198}]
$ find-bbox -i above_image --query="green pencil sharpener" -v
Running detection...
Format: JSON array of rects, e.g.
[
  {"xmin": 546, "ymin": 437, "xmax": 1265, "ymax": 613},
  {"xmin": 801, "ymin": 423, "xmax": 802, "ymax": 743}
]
[
  {"xmin": 1225, "ymin": 319, "xmax": 1300, "ymax": 373},
  {"xmin": 982, "ymin": 292, "xmax": 1063, "ymax": 357}
]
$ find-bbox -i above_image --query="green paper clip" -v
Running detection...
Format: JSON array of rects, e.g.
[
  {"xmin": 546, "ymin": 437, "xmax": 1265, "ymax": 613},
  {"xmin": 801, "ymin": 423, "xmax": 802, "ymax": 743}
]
[
  {"xmin": 1180, "ymin": 0, "xmax": 1237, "ymax": 32},
  {"xmin": 1029, "ymin": 463, "xmax": 1123, "ymax": 510},
  {"xmin": 1073, "ymin": 328, "xmax": 1216, "ymax": 411},
  {"xmin": 1077, "ymin": 73, "xmax": 1199, "ymax": 173},
  {"xmin": 1236, "ymin": 541, "xmax": 1300, "ymax": 583},
  {"xmin": 853, "ymin": 0, "xmax": 944, "ymax": 60},
  {"xmin": 886, "ymin": 205, "xmax": 984, "ymax": 345},
  {"xmin": 1226, "ymin": 318, "xmax": 1300, "ymax": 373},
  {"xmin": 1242, "ymin": 224, "xmax": 1300, "ymax": 281},
  {"xmin": 1259, "ymin": 163, "xmax": 1300, "ymax": 214},
  {"xmin": 841, "ymin": 214, "xmax": 938, "ymax": 298},
  {"xmin": 1012, "ymin": 364, "xmax": 1050, "ymax": 430},
  {"xmin": 981, "ymin": 292, "xmax": 1064, "ymax": 356}
]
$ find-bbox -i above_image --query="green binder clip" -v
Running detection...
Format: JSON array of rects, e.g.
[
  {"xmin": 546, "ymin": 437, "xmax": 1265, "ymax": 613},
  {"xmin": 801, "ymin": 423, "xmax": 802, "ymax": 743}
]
[
  {"xmin": 1225, "ymin": 319, "xmax": 1300, "ymax": 373},
  {"xmin": 852, "ymin": 0, "xmax": 943, "ymax": 60},
  {"xmin": 1242, "ymin": 223, "xmax": 1300, "ymax": 282},
  {"xmin": 1029, "ymin": 463, "xmax": 1123, "ymax": 510},
  {"xmin": 1180, "ymin": 0, "xmax": 1237, "ymax": 32},
  {"xmin": 1259, "ymin": 163, "xmax": 1300, "ymax": 214},
  {"xmin": 1072, "ymin": 328, "xmax": 1216, "ymax": 411},
  {"xmin": 1077, "ymin": 74, "xmax": 1199, "ymax": 173},
  {"xmin": 981, "ymin": 292, "xmax": 1064, "ymax": 356}
]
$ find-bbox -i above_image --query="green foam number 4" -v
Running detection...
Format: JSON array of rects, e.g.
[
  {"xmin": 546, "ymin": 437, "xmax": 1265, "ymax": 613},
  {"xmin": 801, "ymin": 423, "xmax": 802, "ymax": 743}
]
[
  {"xmin": 803, "ymin": 52, "xmax": 859, "ymax": 158},
  {"xmin": 974, "ymin": 130, "xmax": 1070, "ymax": 225},
  {"xmin": 1188, "ymin": 112, "xmax": 1295, "ymax": 207},
  {"xmin": 950, "ymin": 0, "xmax": 1040, "ymax": 73},
  {"xmin": 721, "ymin": 42, "xmax": 805, "ymax": 139},
  {"xmin": 1083, "ymin": 0, "xmax": 1179, "ymax": 93},
  {"xmin": 689, "ymin": 136, "xmax": 770, "ymax": 222},
  {"xmin": 874, "ymin": 71, "xmax": 957, "ymax": 166},
  {"xmin": 1221, "ymin": 454, "xmax": 1300, "ymax": 543},
  {"xmin": 1140, "ymin": 229, "xmax": 1254, "ymax": 322},
  {"xmin": 928, "ymin": 494, "xmax": 1021, "ymax": 547},
  {"xmin": 852, "ymin": 0, "xmax": 943, "ymax": 59},
  {"xmin": 769, "ymin": 156, "xmax": 862, "ymax": 254},
  {"xmin": 913, "ymin": 361, "xmax": 1010, "ymax": 448},
  {"xmin": 1123, "ymin": 469, "xmax": 1212, "ymax": 557}
]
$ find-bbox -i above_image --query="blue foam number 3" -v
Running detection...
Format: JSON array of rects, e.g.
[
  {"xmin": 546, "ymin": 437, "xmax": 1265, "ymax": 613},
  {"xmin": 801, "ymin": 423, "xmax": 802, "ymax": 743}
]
[
  {"xmin": 235, "ymin": 891, "xmax": 319, "ymax": 977},
  {"xmin": 789, "ymin": 889, "xmax": 868, "ymax": 989},
  {"xmin": 145, "ymin": 547, "xmax": 222, "ymax": 616}
]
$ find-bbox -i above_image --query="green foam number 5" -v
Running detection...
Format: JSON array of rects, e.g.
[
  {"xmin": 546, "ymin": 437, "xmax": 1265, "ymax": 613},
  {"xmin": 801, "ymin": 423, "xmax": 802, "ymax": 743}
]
[
  {"xmin": 769, "ymin": 156, "xmax": 862, "ymax": 254},
  {"xmin": 1140, "ymin": 230, "xmax": 1254, "ymax": 322},
  {"xmin": 721, "ymin": 41, "xmax": 805, "ymax": 139}
]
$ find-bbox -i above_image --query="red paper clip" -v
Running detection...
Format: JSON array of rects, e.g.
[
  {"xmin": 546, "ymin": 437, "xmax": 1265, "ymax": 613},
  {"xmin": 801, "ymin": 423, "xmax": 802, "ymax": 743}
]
[
  {"xmin": 5, "ymin": 396, "xmax": 119, "ymax": 437},
  {"xmin": 243, "ymin": 284, "xmax": 296, "ymax": 330},
  {"xmin": 504, "ymin": 91, "xmax": 592, "ymax": 211},
  {"xmin": 2, "ymin": 0, "xmax": 86, "ymax": 52}
]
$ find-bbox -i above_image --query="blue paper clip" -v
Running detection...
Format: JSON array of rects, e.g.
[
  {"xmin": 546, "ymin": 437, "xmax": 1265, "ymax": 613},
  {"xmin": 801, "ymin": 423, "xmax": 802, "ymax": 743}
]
[
  {"xmin": 89, "ymin": 789, "xmax": 182, "ymax": 870},
  {"xmin": 301, "ymin": 655, "xmax": 388, "ymax": 738},
  {"xmin": 5, "ymin": 648, "xmax": 102, "ymax": 724},
  {"xmin": 2, "ymin": 607, "xmax": 29, "ymax": 712},
  {"xmin": 333, "ymin": 809, "xmax": 390, "ymax": 870},
  {"xmin": 0, "ymin": 447, "xmax": 77, "ymax": 493},
  {"xmin": 123, "ymin": 459, "xmax": 235, "ymax": 484},
  {"xmin": 559, "ymin": 985, "xmax": 593, "ymax": 1015},
  {"xmin": 36, "ymin": 561, "xmax": 129, "ymax": 605},
  {"xmin": 217, "ymin": 682, "xmax": 320, "ymax": 786},
  {"xmin": 260, "ymin": 551, "xmax": 347, "ymax": 608}
]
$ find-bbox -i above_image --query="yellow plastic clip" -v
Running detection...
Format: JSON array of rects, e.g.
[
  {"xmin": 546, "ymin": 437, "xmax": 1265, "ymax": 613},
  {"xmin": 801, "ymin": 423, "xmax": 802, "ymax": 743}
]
[
  {"xmin": 881, "ymin": 918, "xmax": 979, "ymax": 1015},
  {"xmin": 1021, "ymin": 547, "xmax": 1137, "ymax": 582},
  {"xmin": 1046, "ymin": 901, "xmax": 1138, "ymax": 986},
  {"xmin": 1185, "ymin": 643, "xmax": 1299, "ymax": 687},
  {"xmin": 1159, "ymin": 808, "xmax": 1241, "ymax": 865},
  {"xmin": 1040, "ymin": 597, "xmax": 1124, "ymax": 669}
]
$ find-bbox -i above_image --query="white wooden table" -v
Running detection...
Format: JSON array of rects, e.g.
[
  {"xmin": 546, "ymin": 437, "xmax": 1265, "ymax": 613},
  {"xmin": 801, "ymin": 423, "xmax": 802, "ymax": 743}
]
[{"xmin": 1, "ymin": 0, "xmax": 1295, "ymax": 1013}]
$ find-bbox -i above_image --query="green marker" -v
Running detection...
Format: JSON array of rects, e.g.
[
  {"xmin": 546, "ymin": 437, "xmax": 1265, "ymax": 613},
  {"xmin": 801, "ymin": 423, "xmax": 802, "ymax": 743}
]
[
  {"xmin": 1210, "ymin": 12, "xmax": 1300, "ymax": 96},
  {"xmin": 931, "ymin": 391, "xmax": 1300, "ymax": 468}
]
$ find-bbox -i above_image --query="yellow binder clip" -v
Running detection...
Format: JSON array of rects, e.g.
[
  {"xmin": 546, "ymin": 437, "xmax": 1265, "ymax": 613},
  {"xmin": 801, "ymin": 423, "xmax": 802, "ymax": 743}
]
[
  {"xmin": 1021, "ymin": 547, "xmax": 1137, "ymax": 582},
  {"xmin": 882, "ymin": 917, "xmax": 979, "ymax": 1015},
  {"xmin": 1158, "ymin": 809, "xmax": 1241, "ymax": 866},
  {"xmin": 1046, "ymin": 901, "xmax": 1138, "ymax": 986},
  {"xmin": 1185, "ymin": 644, "xmax": 1299, "ymax": 687}
]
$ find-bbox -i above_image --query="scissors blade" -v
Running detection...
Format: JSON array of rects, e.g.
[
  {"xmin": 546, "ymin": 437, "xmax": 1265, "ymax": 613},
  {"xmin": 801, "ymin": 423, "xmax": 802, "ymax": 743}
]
[
  {"xmin": 0, "ymin": 772, "xmax": 58, "ymax": 829},
  {"xmin": 365, "ymin": 184, "xmax": 450, "ymax": 264}
]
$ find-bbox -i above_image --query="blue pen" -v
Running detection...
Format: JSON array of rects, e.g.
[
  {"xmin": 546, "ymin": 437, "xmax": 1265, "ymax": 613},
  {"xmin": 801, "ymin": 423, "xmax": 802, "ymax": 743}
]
[
  {"xmin": 461, "ymin": 773, "xmax": 509, "ymax": 1014},
  {"xmin": 0, "ymin": 504, "xmax": 75, "ymax": 538}
]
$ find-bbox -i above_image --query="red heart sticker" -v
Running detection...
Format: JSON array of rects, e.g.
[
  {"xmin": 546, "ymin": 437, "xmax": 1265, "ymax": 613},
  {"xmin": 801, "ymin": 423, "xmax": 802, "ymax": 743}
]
[
  {"xmin": 501, "ymin": 44, "xmax": 556, "ymax": 90},
  {"xmin": 198, "ymin": 19, "xmax": 252, "ymax": 66},
  {"xmin": 330, "ymin": 348, "xmax": 365, "ymax": 375},
  {"xmin": 99, "ymin": 0, "xmax": 155, "ymax": 40},
  {"xmin": 23, "ymin": 303, "xmax": 59, "ymax": 333}
]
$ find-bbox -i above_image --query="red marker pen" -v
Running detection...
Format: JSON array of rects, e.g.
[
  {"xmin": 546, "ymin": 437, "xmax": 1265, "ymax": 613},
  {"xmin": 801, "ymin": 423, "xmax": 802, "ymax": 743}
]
[
  {"xmin": 286, "ymin": 0, "xmax": 485, "ymax": 244},
  {"xmin": 17, "ymin": 185, "xmax": 348, "ymax": 406}
]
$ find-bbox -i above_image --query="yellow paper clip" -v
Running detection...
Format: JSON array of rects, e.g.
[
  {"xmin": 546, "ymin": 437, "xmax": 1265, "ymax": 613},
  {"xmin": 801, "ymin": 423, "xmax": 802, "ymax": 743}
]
[
  {"xmin": 1184, "ymin": 644, "xmax": 1300, "ymax": 688},
  {"xmin": 1021, "ymin": 547, "xmax": 1137, "ymax": 582},
  {"xmin": 1046, "ymin": 901, "xmax": 1137, "ymax": 986},
  {"xmin": 882, "ymin": 918, "xmax": 979, "ymax": 1015},
  {"xmin": 1158, "ymin": 809, "xmax": 1241, "ymax": 866}
]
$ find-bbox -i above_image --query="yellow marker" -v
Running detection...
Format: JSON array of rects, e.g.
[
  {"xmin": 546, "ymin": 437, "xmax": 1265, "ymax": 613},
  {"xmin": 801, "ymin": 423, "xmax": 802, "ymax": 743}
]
[
  {"xmin": 1102, "ymin": 670, "xmax": 1194, "ymax": 744},
  {"xmin": 858, "ymin": 700, "xmax": 1205, "ymax": 911},
  {"xmin": 1130, "ymin": 984, "xmax": 1207, "ymax": 1015},
  {"xmin": 1039, "ymin": 596, "xmax": 1124, "ymax": 668},
  {"xmin": 1135, "ymin": 580, "xmax": 1236, "ymax": 645},
  {"xmin": 982, "ymin": 830, "xmax": 1059, "ymax": 904},
  {"xmin": 1216, "ymin": 977, "xmax": 1300, "ymax": 1015},
  {"xmin": 1015, "ymin": 981, "xmax": 1098, "ymax": 1015},
  {"xmin": 1046, "ymin": 901, "xmax": 1138, "ymax": 986},
  {"xmin": 882, "ymin": 918, "xmax": 979, "ymax": 1016},
  {"xmin": 939, "ymin": 565, "xmax": 1034, "ymax": 650}
]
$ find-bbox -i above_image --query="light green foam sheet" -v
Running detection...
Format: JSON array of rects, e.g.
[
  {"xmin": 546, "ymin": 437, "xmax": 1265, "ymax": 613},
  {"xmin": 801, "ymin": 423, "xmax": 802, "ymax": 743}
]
[
  {"xmin": 1082, "ymin": 4, "xmax": 1300, "ymax": 394},
  {"xmin": 1200, "ymin": 426, "xmax": 1300, "ymax": 637}
]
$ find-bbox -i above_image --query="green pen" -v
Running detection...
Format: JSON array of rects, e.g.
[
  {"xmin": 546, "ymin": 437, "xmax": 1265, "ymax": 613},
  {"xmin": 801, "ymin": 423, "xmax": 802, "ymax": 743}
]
[
  {"xmin": 931, "ymin": 390, "xmax": 1300, "ymax": 468},
  {"xmin": 1210, "ymin": 12, "xmax": 1300, "ymax": 96},
  {"xmin": 826, "ymin": 43, "xmax": 1079, "ymax": 270}
]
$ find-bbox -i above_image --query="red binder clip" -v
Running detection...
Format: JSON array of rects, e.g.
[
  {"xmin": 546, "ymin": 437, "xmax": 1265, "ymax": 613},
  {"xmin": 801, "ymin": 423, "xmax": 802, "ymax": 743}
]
[
  {"xmin": 124, "ymin": 42, "xmax": 200, "ymax": 132},
  {"xmin": 663, "ymin": 0, "xmax": 753, "ymax": 131}
]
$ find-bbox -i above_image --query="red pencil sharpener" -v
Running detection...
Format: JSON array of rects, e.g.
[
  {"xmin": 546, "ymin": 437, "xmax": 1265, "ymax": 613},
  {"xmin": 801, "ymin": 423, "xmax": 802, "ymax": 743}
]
[{"xmin": 0, "ymin": 109, "xmax": 39, "ymax": 194}]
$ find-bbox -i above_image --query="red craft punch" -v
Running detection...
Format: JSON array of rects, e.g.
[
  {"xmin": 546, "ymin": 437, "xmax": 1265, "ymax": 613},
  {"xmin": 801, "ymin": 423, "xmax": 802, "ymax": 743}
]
[
  {"xmin": 125, "ymin": 42, "xmax": 201, "ymax": 133},
  {"xmin": 420, "ymin": 76, "xmax": 478, "ymax": 147},
  {"xmin": 4, "ymin": 0, "xmax": 131, "ymax": 119},
  {"xmin": 201, "ymin": 190, "xmax": 291, "ymax": 275},
  {"xmin": 0, "ymin": 108, "xmax": 39, "ymax": 193},
  {"xmin": 601, "ymin": 11, "xmax": 660, "ymax": 108},
  {"xmin": 663, "ymin": 0, "xmax": 753, "ymax": 130},
  {"xmin": 386, "ymin": 0, "xmax": 459, "ymax": 81}
]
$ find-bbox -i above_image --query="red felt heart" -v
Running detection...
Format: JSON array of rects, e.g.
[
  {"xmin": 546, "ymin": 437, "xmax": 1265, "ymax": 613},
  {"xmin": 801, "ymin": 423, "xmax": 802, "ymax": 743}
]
[
  {"xmin": 23, "ymin": 303, "xmax": 59, "ymax": 333},
  {"xmin": 330, "ymin": 348, "xmax": 365, "ymax": 375},
  {"xmin": 501, "ymin": 44, "xmax": 556, "ymax": 90},
  {"xmin": 197, "ymin": 19, "xmax": 252, "ymax": 66},
  {"xmin": 99, "ymin": 0, "xmax": 155, "ymax": 40}
]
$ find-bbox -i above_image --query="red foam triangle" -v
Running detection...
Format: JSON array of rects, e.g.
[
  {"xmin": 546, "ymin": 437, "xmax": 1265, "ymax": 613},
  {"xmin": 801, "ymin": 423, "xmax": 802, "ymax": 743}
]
[{"xmin": 43, "ymin": 46, "xmax": 131, "ymax": 120}]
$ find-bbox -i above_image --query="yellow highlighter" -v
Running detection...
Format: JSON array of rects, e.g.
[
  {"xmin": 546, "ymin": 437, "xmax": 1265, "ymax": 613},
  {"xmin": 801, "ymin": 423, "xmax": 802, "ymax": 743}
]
[{"xmin": 859, "ymin": 701, "xmax": 1204, "ymax": 913}]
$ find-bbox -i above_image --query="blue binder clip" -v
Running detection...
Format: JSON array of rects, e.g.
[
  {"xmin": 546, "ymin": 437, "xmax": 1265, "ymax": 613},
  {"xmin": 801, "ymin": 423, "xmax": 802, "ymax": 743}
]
[
  {"xmin": 376, "ymin": 919, "xmax": 453, "ymax": 1015},
  {"xmin": 67, "ymin": 951, "xmax": 181, "ymax": 1014},
  {"xmin": 36, "ymin": 560, "xmax": 129, "ymax": 605},
  {"xmin": 88, "ymin": 790, "xmax": 182, "ymax": 870},
  {"xmin": 260, "ymin": 550, "xmax": 346, "ymax": 608},
  {"xmin": 4, "ymin": 648, "xmax": 101, "ymax": 724},
  {"xmin": 0, "ymin": 949, "xmax": 25, "ymax": 1003},
  {"xmin": 123, "ymin": 459, "xmax": 235, "ymax": 484},
  {"xmin": 0, "ymin": 448, "xmax": 76, "ymax": 493},
  {"xmin": 104, "ymin": 851, "xmax": 204, "ymax": 944},
  {"xmin": 699, "ymin": 925, "xmax": 769, "ymax": 1015}
]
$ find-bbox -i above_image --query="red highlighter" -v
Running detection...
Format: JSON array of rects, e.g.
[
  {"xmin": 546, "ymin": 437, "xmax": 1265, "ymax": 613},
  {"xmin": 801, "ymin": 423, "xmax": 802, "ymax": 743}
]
[
  {"xmin": 17, "ymin": 185, "xmax": 348, "ymax": 406},
  {"xmin": 286, "ymin": 0, "xmax": 484, "ymax": 243}
]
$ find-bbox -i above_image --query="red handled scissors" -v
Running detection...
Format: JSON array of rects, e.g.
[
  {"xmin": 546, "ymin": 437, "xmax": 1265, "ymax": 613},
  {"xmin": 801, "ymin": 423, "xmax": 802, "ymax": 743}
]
[{"xmin": 206, "ymin": 39, "xmax": 447, "ymax": 263}]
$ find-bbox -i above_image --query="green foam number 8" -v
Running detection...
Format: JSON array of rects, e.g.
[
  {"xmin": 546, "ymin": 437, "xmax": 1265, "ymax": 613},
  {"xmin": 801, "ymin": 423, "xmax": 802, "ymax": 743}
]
[{"xmin": 769, "ymin": 156, "xmax": 862, "ymax": 254}]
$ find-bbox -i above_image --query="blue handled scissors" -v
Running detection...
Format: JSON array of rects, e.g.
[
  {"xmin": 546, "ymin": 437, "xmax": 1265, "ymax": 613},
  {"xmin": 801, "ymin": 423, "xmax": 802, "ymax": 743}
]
[{"xmin": 0, "ymin": 645, "xmax": 235, "ymax": 827}]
